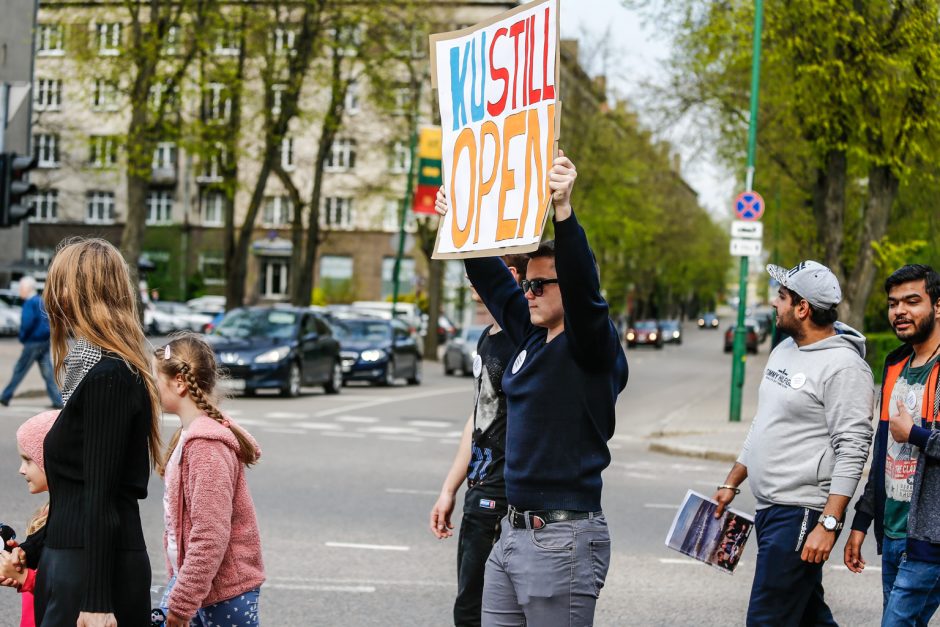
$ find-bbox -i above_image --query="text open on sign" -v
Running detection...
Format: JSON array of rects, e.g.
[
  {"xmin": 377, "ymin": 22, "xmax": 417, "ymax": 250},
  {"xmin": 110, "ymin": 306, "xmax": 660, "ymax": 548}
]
[{"xmin": 430, "ymin": 0, "xmax": 560, "ymax": 259}]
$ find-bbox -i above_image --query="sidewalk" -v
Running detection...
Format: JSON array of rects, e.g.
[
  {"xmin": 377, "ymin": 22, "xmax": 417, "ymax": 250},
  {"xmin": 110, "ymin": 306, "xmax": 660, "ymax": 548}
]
[{"xmin": 0, "ymin": 338, "xmax": 56, "ymax": 400}]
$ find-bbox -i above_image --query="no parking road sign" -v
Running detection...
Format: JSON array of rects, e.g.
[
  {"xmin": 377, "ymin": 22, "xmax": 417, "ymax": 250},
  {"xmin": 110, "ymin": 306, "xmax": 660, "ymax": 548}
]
[{"xmin": 734, "ymin": 191, "xmax": 764, "ymax": 221}]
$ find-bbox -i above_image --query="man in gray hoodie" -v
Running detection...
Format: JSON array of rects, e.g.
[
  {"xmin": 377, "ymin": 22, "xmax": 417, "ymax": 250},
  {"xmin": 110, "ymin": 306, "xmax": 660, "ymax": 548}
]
[{"xmin": 714, "ymin": 260, "xmax": 874, "ymax": 626}]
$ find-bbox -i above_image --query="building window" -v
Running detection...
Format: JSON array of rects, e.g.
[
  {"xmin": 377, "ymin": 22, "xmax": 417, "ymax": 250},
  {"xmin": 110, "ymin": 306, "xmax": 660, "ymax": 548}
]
[
  {"xmin": 34, "ymin": 134, "xmax": 59, "ymax": 168},
  {"xmin": 214, "ymin": 28, "xmax": 240, "ymax": 56},
  {"xmin": 96, "ymin": 23, "xmax": 122, "ymax": 55},
  {"xmin": 203, "ymin": 83, "xmax": 231, "ymax": 122},
  {"xmin": 198, "ymin": 145, "xmax": 226, "ymax": 182},
  {"xmin": 381, "ymin": 256, "xmax": 415, "ymax": 298},
  {"xmin": 92, "ymin": 78, "xmax": 119, "ymax": 111},
  {"xmin": 201, "ymin": 190, "xmax": 225, "ymax": 226},
  {"xmin": 30, "ymin": 190, "xmax": 59, "ymax": 223},
  {"xmin": 262, "ymin": 195, "xmax": 293, "ymax": 228},
  {"xmin": 26, "ymin": 248, "xmax": 54, "ymax": 268},
  {"xmin": 321, "ymin": 197, "xmax": 353, "ymax": 230},
  {"xmin": 319, "ymin": 255, "xmax": 353, "ymax": 294},
  {"xmin": 260, "ymin": 258, "xmax": 289, "ymax": 298},
  {"xmin": 327, "ymin": 25, "xmax": 363, "ymax": 57},
  {"xmin": 325, "ymin": 138, "xmax": 356, "ymax": 172},
  {"xmin": 390, "ymin": 141, "xmax": 410, "ymax": 174},
  {"xmin": 163, "ymin": 26, "xmax": 180, "ymax": 56},
  {"xmin": 271, "ymin": 83, "xmax": 286, "ymax": 115},
  {"xmin": 89, "ymin": 135, "xmax": 118, "ymax": 168},
  {"xmin": 280, "ymin": 136, "xmax": 294, "ymax": 170},
  {"xmin": 383, "ymin": 199, "xmax": 416, "ymax": 233},
  {"xmin": 345, "ymin": 81, "xmax": 360, "ymax": 114},
  {"xmin": 273, "ymin": 27, "xmax": 295, "ymax": 55},
  {"xmin": 34, "ymin": 79, "xmax": 62, "ymax": 111},
  {"xmin": 149, "ymin": 81, "xmax": 176, "ymax": 110},
  {"xmin": 199, "ymin": 254, "xmax": 225, "ymax": 285},
  {"xmin": 146, "ymin": 190, "xmax": 174, "ymax": 225},
  {"xmin": 86, "ymin": 191, "xmax": 116, "ymax": 224},
  {"xmin": 152, "ymin": 142, "xmax": 176, "ymax": 170},
  {"xmin": 36, "ymin": 24, "xmax": 65, "ymax": 56}
]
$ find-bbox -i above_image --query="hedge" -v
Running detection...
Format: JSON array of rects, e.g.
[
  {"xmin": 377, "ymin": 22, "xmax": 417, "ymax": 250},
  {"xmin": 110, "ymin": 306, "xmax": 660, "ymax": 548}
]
[{"xmin": 865, "ymin": 332, "xmax": 901, "ymax": 383}]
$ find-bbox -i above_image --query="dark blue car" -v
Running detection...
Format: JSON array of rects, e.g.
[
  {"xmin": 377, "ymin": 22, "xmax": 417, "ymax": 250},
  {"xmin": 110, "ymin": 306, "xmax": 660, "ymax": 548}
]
[
  {"xmin": 332, "ymin": 317, "xmax": 422, "ymax": 386},
  {"xmin": 206, "ymin": 306, "xmax": 342, "ymax": 397}
]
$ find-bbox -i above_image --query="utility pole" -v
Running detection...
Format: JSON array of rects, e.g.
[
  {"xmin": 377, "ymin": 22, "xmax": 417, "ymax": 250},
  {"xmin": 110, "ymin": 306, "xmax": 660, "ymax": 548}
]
[
  {"xmin": 391, "ymin": 69, "xmax": 422, "ymax": 320},
  {"xmin": 729, "ymin": 0, "xmax": 764, "ymax": 422}
]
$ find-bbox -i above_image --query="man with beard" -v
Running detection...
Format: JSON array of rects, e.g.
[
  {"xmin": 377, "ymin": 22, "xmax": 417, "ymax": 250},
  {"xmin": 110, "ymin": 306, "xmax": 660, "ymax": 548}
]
[
  {"xmin": 715, "ymin": 260, "xmax": 874, "ymax": 626},
  {"xmin": 845, "ymin": 264, "xmax": 940, "ymax": 624},
  {"xmin": 429, "ymin": 254, "xmax": 528, "ymax": 627}
]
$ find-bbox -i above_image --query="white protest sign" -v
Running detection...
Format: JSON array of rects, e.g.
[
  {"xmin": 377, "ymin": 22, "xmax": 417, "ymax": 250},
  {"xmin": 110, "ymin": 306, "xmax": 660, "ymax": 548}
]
[{"xmin": 430, "ymin": 0, "xmax": 560, "ymax": 259}]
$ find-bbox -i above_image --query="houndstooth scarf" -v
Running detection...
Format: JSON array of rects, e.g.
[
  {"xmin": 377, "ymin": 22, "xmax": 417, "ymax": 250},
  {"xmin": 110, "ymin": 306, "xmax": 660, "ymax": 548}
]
[{"xmin": 61, "ymin": 337, "xmax": 103, "ymax": 404}]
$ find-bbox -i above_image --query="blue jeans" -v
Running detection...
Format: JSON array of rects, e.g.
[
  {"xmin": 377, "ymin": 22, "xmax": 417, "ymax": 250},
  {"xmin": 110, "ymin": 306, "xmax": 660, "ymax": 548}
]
[
  {"xmin": 882, "ymin": 548, "xmax": 940, "ymax": 626},
  {"xmin": 161, "ymin": 576, "xmax": 261, "ymax": 626},
  {"xmin": 1, "ymin": 341, "xmax": 62, "ymax": 405}
]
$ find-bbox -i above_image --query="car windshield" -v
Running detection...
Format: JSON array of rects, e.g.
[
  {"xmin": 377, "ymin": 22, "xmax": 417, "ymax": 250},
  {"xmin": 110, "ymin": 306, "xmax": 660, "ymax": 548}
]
[
  {"xmin": 660, "ymin": 321, "xmax": 679, "ymax": 330},
  {"xmin": 213, "ymin": 309, "xmax": 297, "ymax": 340},
  {"xmin": 463, "ymin": 327, "xmax": 486, "ymax": 343},
  {"xmin": 335, "ymin": 320, "xmax": 391, "ymax": 342},
  {"xmin": 634, "ymin": 321, "xmax": 658, "ymax": 330}
]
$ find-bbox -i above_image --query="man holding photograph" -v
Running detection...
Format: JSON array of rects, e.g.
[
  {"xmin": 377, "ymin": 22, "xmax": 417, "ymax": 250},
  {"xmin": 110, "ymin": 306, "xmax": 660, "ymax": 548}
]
[{"xmin": 714, "ymin": 261, "xmax": 874, "ymax": 626}]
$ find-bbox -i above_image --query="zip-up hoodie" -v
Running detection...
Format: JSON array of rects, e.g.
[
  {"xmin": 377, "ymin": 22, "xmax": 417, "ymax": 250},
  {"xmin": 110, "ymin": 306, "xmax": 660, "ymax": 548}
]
[
  {"xmin": 738, "ymin": 322, "xmax": 875, "ymax": 510},
  {"xmin": 163, "ymin": 415, "xmax": 265, "ymax": 620}
]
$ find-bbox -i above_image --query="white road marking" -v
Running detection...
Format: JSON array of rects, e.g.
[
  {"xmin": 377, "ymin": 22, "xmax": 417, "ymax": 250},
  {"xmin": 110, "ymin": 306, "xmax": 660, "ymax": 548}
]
[
  {"xmin": 625, "ymin": 472, "xmax": 658, "ymax": 480},
  {"xmin": 266, "ymin": 583, "xmax": 375, "ymax": 593},
  {"xmin": 267, "ymin": 576, "xmax": 451, "ymax": 588},
  {"xmin": 328, "ymin": 394, "xmax": 390, "ymax": 402},
  {"xmin": 407, "ymin": 420, "xmax": 453, "ymax": 428},
  {"xmin": 439, "ymin": 439, "xmax": 461, "ymax": 445},
  {"xmin": 386, "ymin": 488, "xmax": 439, "ymax": 496},
  {"xmin": 694, "ymin": 480, "xmax": 719, "ymax": 488},
  {"xmin": 322, "ymin": 431, "xmax": 365, "ymax": 439},
  {"xmin": 830, "ymin": 565, "xmax": 881, "ymax": 572},
  {"xmin": 659, "ymin": 558, "xmax": 701, "ymax": 565},
  {"xmin": 335, "ymin": 415, "xmax": 380, "ymax": 423},
  {"xmin": 314, "ymin": 386, "xmax": 468, "ymax": 418},
  {"xmin": 379, "ymin": 435, "xmax": 424, "ymax": 443},
  {"xmin": 261, "ymin": 428, "xmax": 306, "ymax": 435},
  {"xmin": 359, "ymin": 426, "xmax": 417, "ymax": 434},
  {"xmin": 644, "ymin": 504, "xmax": 678, "ymax": 509},
  {"xmin": 325, "ymin": 542, "xmax": 410, "ymax": 551},
  {"xmin": 294, "ymin": 422, "xmax": 343, "ymax": 430},
  {"xmin": 230, "ymin": 418, "xmax": 269, "ymax": 426},
  {"xmin": 265, "ymin": 411, "xmax": 310, "ymax": 419}
]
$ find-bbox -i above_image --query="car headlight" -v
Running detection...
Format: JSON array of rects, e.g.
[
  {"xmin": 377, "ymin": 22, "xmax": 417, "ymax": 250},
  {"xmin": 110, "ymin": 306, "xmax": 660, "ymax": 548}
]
[
  {"xmin": 698, "ymin": 319, "xmax": 705, "ymax": 325},
  {"xmin": 626, "ymin": 332, "xmax": 635, "ymax": 341},
  {"xmin": 673, "ymin": 331, "xmax": 680, "ymax": 339},
  {"xmin": 649, "ymin": 333, "xmax": 657, "ymax": 340},
  {"xmin": 360, "ymin": 349, "xmax": 387, "ymax": 362},
  {"xmin": 254, "ymin": 347, "xmax": 291, "ymax": 363},
  {"xmin": 470, "ymin": 350, "xmax": 478, "ymax": 359}
]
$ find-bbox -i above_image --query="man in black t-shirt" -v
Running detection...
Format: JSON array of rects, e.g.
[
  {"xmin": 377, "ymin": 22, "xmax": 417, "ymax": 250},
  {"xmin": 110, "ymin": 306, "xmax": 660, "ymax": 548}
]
[{"xmin": 430, "ymin": 254, "xmax": 528, "ymax": 627}]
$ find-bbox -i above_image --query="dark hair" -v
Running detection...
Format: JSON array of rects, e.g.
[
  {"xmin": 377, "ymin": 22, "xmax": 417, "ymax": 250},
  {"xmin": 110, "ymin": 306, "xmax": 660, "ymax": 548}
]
[
  {"xmin": 502, "ymin": 254, "xmax": 529, "ymax": 280},
  {"xmin": 528, "ymin": 239, "xmax": 556, "ymax": 260},
  {"xmin": 783, "ymin": 287, "xmax": 839, "ymax": 327},
  {"xmin": 884, "ymin": 264, "xmax": 940, "ymax": 305}
]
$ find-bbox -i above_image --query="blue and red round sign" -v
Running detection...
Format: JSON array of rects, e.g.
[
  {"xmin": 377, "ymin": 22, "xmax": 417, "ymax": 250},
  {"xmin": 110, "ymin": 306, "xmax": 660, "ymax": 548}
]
[{"xmin": 734, "ymin": 191, "xmax": 764, "ymax": 221}]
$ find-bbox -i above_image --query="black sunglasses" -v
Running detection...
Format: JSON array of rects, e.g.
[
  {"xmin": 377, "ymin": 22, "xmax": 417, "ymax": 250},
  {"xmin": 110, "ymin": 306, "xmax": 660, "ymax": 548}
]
[{"xmin": 521, "ymin": 278, "xmax": 559, "ymax": 297}]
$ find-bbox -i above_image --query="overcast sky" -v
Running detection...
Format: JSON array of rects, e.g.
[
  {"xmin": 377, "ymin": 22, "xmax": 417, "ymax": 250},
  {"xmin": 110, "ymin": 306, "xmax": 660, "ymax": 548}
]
[{"xmin": 558, "ymin": 0, "xmax": 737, "ymax": 221}]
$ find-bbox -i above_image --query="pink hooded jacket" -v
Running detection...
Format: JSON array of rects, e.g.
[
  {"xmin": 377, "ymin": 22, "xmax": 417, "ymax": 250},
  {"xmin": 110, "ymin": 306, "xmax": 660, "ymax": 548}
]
[{"xmin": 163, "ymin": 415, "xmax": 265, "ymax": 619}]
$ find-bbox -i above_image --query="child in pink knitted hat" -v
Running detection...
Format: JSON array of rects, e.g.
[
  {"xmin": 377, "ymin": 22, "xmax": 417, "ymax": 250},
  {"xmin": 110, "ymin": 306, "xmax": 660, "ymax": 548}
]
[{"xmin": 0, "ymin": 410, "xmax": 60, "ymax": 627}]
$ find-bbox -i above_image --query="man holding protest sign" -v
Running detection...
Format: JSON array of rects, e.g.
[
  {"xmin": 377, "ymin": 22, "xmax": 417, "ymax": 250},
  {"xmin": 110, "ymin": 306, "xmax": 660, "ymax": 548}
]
[{"xmin": 435, "ymin": 150, "xmax": 628, "ymax": 625}]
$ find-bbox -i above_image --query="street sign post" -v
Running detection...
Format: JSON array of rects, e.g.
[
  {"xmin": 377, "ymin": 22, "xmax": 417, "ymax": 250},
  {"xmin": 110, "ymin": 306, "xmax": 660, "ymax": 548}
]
[
  {"xmin": 734, "ymin": 191, "xmax": 765, "ymax": 221},
  {"xmin": 730, "ymin": 238, "xmax": 763, "ymax": 257}
]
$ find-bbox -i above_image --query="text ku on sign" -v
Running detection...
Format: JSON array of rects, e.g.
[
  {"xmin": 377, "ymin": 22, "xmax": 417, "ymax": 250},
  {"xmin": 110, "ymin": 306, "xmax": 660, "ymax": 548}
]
[{"xmin": 730, "ymin": 238, "xmax": 763, "ymax": 257}]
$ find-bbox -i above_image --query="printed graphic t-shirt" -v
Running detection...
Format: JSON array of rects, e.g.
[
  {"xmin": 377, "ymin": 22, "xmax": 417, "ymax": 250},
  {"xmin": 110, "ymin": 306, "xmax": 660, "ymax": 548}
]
[
  {"xmin": 465, "ymin": 326, "xmax": 515, "ymax": 513},
  {"xmin": 884, "ymin": 356, "xmax": 939, "ymax": 539}
]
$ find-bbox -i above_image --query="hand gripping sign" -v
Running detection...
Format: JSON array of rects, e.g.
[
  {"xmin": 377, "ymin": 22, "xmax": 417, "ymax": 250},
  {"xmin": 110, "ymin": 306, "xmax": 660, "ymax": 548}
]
[{"xmin": 430, "ymin": 0, "xmax": 561, "ymax": 259}]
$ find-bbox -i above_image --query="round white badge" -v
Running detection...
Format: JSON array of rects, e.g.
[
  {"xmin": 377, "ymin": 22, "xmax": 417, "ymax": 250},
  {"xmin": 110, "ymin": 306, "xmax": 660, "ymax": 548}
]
[
  {"xmin": 511, "ymin": 350, "xmax": 527, "ymax": 375},
  {"xmin": 906, "ymin": 390, "xmax": 918, "ymax": 412},
  {"xmin": 472, "ymin": 354, "xmax": 483, "ymax": 378},
  {"xmin": 790, "ymin": 373, "xmax": 806, "ymax": 389}
]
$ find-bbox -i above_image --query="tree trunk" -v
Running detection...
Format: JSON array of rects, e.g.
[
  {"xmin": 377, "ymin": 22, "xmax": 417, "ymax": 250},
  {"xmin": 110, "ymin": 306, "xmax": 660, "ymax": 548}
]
[
  {"xmin": 423, "ymin": 259, "xmax": 443, "ymax": 360},
  {"xmin": 273, "ymin": 163, "xmax": 307, "ymax": 306},
  {"xmin": 841, "ymin": 164, "xmax": 898, "ymax": 329},
  {"xmin": 811, "ymin": 149, "xmax": 848, "ymax": 282}
]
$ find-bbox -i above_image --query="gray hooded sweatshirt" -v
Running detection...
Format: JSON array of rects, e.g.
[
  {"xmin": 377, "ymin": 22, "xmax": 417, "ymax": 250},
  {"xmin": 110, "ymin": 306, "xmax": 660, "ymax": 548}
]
[{"xmin": 738, "ymin": 322, "xmax": 875, "ymax": 511}]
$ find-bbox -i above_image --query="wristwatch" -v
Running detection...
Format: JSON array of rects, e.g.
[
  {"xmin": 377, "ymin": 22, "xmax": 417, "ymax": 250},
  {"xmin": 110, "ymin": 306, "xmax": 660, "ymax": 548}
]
[{"xmin": 818, "ymin": 514, "xmax": 843, "ymax": 531}]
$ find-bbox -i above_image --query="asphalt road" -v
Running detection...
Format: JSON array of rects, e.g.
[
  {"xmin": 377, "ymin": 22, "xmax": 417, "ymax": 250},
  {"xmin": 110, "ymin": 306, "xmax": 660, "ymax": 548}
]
[{"xmin": 0, "ymin": 329, "xmax": 889, "ymax": 626}]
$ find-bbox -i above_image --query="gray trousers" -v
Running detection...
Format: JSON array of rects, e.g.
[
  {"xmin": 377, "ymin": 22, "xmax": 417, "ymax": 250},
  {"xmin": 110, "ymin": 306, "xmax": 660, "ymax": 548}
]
[{"xmin": 482, "ymin": 512, "xmax": 610, "ymax": 626}]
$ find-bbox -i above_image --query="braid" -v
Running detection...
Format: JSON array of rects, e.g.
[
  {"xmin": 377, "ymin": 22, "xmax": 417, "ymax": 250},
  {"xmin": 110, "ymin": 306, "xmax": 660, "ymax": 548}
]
[{"xmin": 181, "ymin": 365, "xmax": 226, "ymax": 424}]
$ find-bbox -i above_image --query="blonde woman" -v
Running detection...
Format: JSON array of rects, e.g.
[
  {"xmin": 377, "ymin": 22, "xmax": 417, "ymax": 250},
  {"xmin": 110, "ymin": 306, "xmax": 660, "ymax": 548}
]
[{"xmin": 12, "ymin": 238, "xmax": 161, "ymax": 627}]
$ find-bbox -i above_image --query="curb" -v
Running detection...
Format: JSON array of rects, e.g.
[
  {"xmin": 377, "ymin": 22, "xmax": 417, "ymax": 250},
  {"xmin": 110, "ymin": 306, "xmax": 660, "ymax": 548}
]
[{"xmin": 648, "ymin": 441, "xmax": 739, "ymax": 463}]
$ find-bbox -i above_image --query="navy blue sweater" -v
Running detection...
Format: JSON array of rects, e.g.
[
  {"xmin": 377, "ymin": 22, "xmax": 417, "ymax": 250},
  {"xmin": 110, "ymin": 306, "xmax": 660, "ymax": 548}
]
[
  {"xmin": 465, "ymin": 211, "xmax": 628, "ymax": 511},
  {"xmin": 19, "ymin": 295, "xmax": 51, "ymax": 344}
]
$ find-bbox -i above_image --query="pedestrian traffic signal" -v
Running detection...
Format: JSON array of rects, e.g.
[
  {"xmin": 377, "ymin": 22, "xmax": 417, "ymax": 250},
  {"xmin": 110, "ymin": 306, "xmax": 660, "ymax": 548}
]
[{"xmin": 0, "ymin": 152, "xmax": 38, "ymax": 228}]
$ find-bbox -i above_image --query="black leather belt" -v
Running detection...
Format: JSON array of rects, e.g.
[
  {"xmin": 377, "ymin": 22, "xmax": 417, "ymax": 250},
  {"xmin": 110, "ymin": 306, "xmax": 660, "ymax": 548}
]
[{"xmin": 507, "ymin": 505, "xmax": 599, "ymax": 529}]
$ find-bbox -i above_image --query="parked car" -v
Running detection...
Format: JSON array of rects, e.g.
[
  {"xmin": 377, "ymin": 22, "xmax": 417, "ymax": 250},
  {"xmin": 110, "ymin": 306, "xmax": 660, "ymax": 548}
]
[
  {"xmin": 333, "ymin": 317, "xmax": 422, "ymax": 386},
  {"xmin": 153, "ymin": 301, "xmax": 214, "ymax": 332},
  {"xmin": 351, "ymin": 301, "xmax": 423, "ymax": 335},
  {"xmin": 443, "ymin": 325, "xmax": 488, "ymax": 375},
  {"xmin": 143, "ymin": 302, "xmax": 178, "ymax": 335},
  {"xmin": 724, "ymin": 321, "xmax": 760, "ymax": 354},
  {"xmin": 0, "ymin": 289, "xmax": 23, "ymax": 310},
  {"xmin": 625, "ymin": 320, "xmax": 663, "ymax": 349},
  {"xmin": 658, "ymin": 319, "xmax": 683, "ymax": 345},
  {"xmin": 0, "ymin": 300, "xmax": 20, "ymax": 336},
  {"xmin": 206, "ymin": 306, "xmax": 342, "ymax": 397},
  {"xmin": 750, "ymin": 309, "xmax": 774, "ymax": 342},
  {"xmin": 186, "ymin": 295, "xmax": 226, "ymax": 314},
  {"xmin": 698, "ymin": 312, "xmax": 720, "ymax": 329}
]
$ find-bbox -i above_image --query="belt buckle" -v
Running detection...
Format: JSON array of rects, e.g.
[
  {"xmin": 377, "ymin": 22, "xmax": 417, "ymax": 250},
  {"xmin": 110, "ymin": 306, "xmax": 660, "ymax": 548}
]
[{"xmin": 530, "ymin": 515, "xmax": 545, "ymax": 530}]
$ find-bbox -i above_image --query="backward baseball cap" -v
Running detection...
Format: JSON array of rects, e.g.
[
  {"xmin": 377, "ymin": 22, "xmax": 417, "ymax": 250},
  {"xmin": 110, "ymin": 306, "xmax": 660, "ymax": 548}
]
[{"xmin": 767, "ymin": 260, "xmax": 842, "ymax": 309}]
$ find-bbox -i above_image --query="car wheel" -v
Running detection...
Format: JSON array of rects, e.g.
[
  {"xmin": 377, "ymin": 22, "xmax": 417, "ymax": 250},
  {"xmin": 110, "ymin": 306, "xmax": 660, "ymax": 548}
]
[
  {"xmin": 444, "ymin": 365, "xmax": 455, "ymax": 375},
  {"xmin": 382, "ymin": 359, "xmax": 397, "ymax": 387},
  {"xmin": 281, "ymin": 362, "xmax": 302, "ymax": 398},
  {"xmin": 243, "ymin": 388, "xmax": 256, "ymax": 398},
  {"xmin": 324, "ymin": 360, "xmax": 343, "ymax": 394},
  {"xmin": 407, "ymin": 359, "xmax": 422, "ymax": 385}
]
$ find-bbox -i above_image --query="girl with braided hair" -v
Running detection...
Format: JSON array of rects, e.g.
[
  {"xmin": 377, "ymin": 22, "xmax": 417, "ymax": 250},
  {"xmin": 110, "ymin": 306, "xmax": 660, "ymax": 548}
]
[{"xmin": 154, "ymin": 334, "xmax": 264, "ymax": 627}]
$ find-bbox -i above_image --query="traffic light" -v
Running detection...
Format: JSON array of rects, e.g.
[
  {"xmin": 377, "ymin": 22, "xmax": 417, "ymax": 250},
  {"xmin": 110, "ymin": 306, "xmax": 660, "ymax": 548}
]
[{"xmin": 0, "ymin": 152, "xmax": 38, "ymax": 228}]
